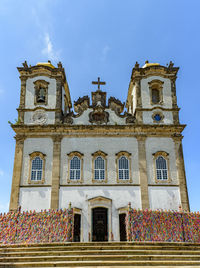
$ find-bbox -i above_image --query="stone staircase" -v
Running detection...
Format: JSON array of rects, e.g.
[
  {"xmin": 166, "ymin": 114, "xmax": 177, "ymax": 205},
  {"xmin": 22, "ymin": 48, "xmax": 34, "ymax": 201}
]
[{"xmin": 0, "ymin": 242, "xmax": 200, "ymax": 267}]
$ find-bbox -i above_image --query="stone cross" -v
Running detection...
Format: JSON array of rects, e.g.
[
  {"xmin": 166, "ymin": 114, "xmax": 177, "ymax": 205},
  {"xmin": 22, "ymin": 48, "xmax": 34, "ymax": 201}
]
[{"xmin": 92, "ymin": 77, "xmax": 106, "ymax": 91}]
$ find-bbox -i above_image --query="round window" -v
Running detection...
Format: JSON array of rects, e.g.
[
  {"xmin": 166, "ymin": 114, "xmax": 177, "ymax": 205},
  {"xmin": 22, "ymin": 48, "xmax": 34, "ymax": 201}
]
[{"xmin": 153, "ymin": 114, "xmax": 162, "ymax": 122}]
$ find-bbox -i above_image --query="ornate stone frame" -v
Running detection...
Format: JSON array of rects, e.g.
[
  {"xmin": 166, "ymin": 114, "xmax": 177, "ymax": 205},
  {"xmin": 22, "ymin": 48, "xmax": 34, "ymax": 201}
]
[
  {"xmin": 88, "ymin": 196, "xmax": 112, "ymax": 242},
  {"xmin": 28, "ymin": 151, "xmax": 46, "ymax": 184},
  {"xmin": 67, "ymin": 151, "xmax": 84, "ymax": 184},
  {"xmin": 115, "ymin": 151, "xmax": 132, "ymax": 183},
  {"xmin": 92, "ymin": 151, "xmax": 107, "ymax": 183},
  {"xmin": 152, "ymin": 111, "xmax": 164, "ymax": 123},
  {"xmin": 152, "ymin": 151, "xmax": 171, "ymax": 183},
  {"xmin": 148, "ymin": 79, "xmax": 164, "ymax": 106},
  {"xmin": 34, "ymin": 80, "xmax": 49, "ymax": 106}
]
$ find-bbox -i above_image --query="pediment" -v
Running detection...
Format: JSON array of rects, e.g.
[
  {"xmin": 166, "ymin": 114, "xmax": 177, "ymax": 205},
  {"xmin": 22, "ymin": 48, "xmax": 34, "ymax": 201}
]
[{"xmin": 88, "ymin": 196, "xmax": 112, "ymax": 204}]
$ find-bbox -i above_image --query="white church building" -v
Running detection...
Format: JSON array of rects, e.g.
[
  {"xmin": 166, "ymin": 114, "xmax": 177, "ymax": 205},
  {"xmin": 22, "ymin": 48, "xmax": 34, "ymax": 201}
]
[{"xmin": 9, "ymin": 60, "xmax": 189, "ymax": 242}]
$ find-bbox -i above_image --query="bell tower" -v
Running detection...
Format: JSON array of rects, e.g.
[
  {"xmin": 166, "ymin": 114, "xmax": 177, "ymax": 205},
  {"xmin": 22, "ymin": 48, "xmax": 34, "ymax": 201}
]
[
  {"xmin": 17, "ymin": 60, "xmax": 71, "ymax": 125},
  {"xmin": 126, "ymin": 61, "xmax": 179, "ymax": 125}
]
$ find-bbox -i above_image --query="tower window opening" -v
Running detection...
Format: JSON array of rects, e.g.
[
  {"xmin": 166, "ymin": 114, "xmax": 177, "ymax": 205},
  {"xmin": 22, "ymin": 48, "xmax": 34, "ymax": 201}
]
[
  {"xmin": 152, "ymin": 88, "xmax": 160, "ymax": 104},
  {"xmin": 37, "ymin": 87, "xmax": 46, "ymax": 103}
]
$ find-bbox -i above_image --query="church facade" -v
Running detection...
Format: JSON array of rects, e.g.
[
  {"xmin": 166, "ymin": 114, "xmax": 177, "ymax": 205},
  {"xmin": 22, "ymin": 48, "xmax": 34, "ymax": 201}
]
[{"xmin": 9, "ymin": 60, "xmax": 189, "ymax": 242}]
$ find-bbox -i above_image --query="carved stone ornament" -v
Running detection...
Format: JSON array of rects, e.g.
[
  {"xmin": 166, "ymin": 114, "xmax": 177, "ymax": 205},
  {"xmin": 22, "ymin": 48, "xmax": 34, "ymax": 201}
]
[
  {"xmin": 64, "ymin": 113, "xmax": 73, "ymax": 124},
  {"xmin": 125, "ymin": 113, "xmax": 135, "ymax": 124},
  {"xmin": 32, "ymin": 110, "xmax": 47, "ymax": 124},
  {"xmin": 108, "ymin": 97, "xmax": 124, "ymax": 114},
  {"xmin": 74, "ymin": 96, "xmax": 90, "ymax": 114},
  {"xmin": 89, "ymin": 102, "xmax": 109, "ymax": 125},
  {"xmin": 92, "ymin": 90, "xmax": 106, "ymax": 107}
]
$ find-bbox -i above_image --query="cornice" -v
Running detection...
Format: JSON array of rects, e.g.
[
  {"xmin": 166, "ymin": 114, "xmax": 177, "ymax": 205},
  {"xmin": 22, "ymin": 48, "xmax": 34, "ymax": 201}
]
[
  {"xmin": 11, "ymin": 123, "xmax": 186, "ymax": 137},
  {"xmin": 131, "ymin": 64, "xmax": 179, "ymax": 81},
  {"xmin": 17, "ymin": 107, "xmax": 61, "ymax": 112},
  {"xmin": 135, "ymin": 107, "xmax": 180, "ymax": 112}
]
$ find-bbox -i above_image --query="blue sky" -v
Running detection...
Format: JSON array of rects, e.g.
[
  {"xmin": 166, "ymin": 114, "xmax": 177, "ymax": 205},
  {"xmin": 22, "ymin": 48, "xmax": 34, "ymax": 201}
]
[{"xmin": 0, "ymin": 0, "xmax": 200, "ymax": 212}]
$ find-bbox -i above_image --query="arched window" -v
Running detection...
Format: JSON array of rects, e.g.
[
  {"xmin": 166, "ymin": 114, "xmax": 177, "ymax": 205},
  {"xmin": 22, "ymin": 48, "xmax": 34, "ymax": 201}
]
[
  {"xmin": 29, "ymin": 152, "xmax": 46, "ymax": 183},
  {"xmin": 152, "ymin": 88, "xmax": 160, "ymax": 104},
  {"xmin": 70, "ymin": 156, "xmax": 81, "ymax": 180},
  {"xmin": 31, "ymin": 156, "xmax": 43, "ymax": 180},
  {"xmin": 116, "ymin": 151, "xmax": 132, "ymax": 183},
  {"xmin": 94, "ymin": 156, "xmax": 105, "ymax": 180},
  {"xmin": 67, "ymin": 151, "xmax": 83, "ymax": 183},
  {"xmin": 118, "ymin": 156, "xmax": 129, "ymax": 180},
  {"xmin": 156, "ymin": 156, "xmax": 168, "ymax": 180}
]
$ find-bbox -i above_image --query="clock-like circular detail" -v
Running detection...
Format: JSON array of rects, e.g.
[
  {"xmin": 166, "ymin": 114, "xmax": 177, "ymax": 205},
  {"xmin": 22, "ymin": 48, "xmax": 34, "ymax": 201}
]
[{"xmin": 32, "ymin": 110, "xmax": 47, "ymax": 124}]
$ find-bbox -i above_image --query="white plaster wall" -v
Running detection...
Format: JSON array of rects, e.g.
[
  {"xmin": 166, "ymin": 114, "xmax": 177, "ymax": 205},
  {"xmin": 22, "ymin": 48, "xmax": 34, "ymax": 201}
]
[
  {"xmin": 21, "ymin": 138, "xmax": 53, "ymax": 185},
  {"xmin": 143, "ymin": 110, "xmax": 173, "ymax": 124},
  {"xmin": 19, "ymin": 187, "xmax": 51, "ymax": 212},
  {"xmin": 59, "ymin": 186, "xmax": 141, "ymax": 241},
  {"xmin": 72, "ymin": 108, "xmax": 126, "ymax": 125},
  {"xmin": 132, "ymin": 84, "xmax": 137, "ymax": 114},
  {"xmin": 146, "ymin": 137, "xmax": 178, "ymax": 184},
  {"xmin": 62, "ymin": 86, "xmax": 65, "ymax": 112},
  {"xmin": 148, "ymin": 186, "xmax": 181, "ymax": 210},
  {"xmin": 60, "ymin": 137, "xmax": 139, "ymax": 185},
  {"xmin": 141, "ymin": 76, "xmax": 172, "ymax": 108},
  {"xmin": 24, "ymin": 111, "xmax": 55, "ymax": 125},
  {"xmin": 25, "ymin": 76, "xmax": 57, "ymax": 109}
]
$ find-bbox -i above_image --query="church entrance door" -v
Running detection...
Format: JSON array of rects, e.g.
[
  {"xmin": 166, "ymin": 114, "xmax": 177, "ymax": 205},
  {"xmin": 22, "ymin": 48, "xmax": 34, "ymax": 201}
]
[
  {"xmin": 92, "ymin": 207, "xmax": 108, "ymax": 242},
  {"xmin": 73, "ymin": 214, "xmax": 81, "ymax": 242},
  {"xmin": 119, "ymin": 213, "xmax": 127, "ymax": 241}
]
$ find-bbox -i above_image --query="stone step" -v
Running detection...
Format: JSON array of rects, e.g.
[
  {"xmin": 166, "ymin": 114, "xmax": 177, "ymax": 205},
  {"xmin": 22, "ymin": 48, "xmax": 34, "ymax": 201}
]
[
  {"xmin": 1, "ymin": 249, "xmax": 200, "ymax": 257},
  {"xmin": 1, "ymin": 245, "xmax": 200, "ymax": 252},
  {"xmin": 1, "ymin": 260, "xmax": 200, "ymax": 267},
  {"xmin": 1, "ymin": 241, "xmax": 200, "ymax": 248},
  {"xmin": 1, "ymin": 254, "xmax": 200, "ymax": 263}
]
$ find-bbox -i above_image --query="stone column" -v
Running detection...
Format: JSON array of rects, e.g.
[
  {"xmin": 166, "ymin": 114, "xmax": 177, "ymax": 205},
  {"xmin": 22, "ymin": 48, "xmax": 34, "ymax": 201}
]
[
  {"xmin": 137, "ymin": 136, "xmax": 149, "ymax": 209},
  {"xmin": 173, "ymin": 135, "xmax": 190, "ymax": 211},
  {"xmin": 50, "ymin": 135, "xmax": 62, "ymax": 209},
  {"xmin": 9, "ymin": 135, "xmax": 25, "ymax": 211}
]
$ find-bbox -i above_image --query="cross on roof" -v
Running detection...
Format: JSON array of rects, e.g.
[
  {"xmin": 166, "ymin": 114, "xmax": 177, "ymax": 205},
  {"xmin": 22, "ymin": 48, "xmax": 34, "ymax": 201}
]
[{"xmin": 92, "ymin": 77, "xmax": 106, "ymax": 91}]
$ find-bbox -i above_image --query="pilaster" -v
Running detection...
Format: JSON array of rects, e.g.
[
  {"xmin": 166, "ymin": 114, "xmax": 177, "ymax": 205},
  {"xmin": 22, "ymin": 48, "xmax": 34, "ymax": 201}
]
[
  {"xmin": 135, "ymin": 80, "xmax": 142, "ymax": 108},
  {"xmin": 137, "ymin": 136, "xmax": 149, "ymax": 209},
  {"xmin": 55, "ymin": 78, "xmax": 62, "ymax": 124},
  {"xmin": 18, "ymin": 76, "xmax": 27, "ymax": 123},
  {"xmin": 172, "ymin": 135, "xmax": 190, "ymax": 211},
  {"xmin": 171, "ymin": 78, "xmax": 178, "ymax": 108},
  {"xmin": 9, "ymin": 135, "xmax": 25, "ymax": 211},
  {"xmin": 50, "ymin": 135, "xmax": 62, "ymax": 209}
]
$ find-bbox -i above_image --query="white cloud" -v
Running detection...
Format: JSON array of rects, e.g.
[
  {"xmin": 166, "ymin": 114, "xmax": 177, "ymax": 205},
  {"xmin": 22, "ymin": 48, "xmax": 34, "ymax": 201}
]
[
  {"xmin": 0, "ymin": 169, "xmax": 4, "ymax": 177},
  {"xmin": 0, "ymin": 202, "xmax": 9, "ymax": 213},
  {"xmin": 101, "ymin": 45, "xmax": 110, "ymax": 61},
  {"xmin": 42, "ymin": 33, "xmax": 60, "ymax": 62}
]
